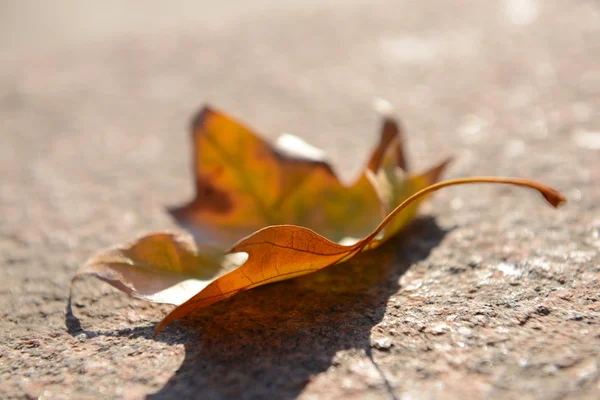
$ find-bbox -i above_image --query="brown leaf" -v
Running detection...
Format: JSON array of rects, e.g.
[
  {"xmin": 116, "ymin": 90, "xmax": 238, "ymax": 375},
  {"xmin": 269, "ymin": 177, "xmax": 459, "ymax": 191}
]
[
  {"xmin": 75, "ymin": 106, "xmax": 440, "ymax": 307},
  {"xmin": 74, "ymin": 233, "xmax": 240, "ymax": 305},
  {"xmin": 169, "ymin": 106, "xmax": 441, "ymax": 245},
  {"xmin": 154, "ymin": 176, "xmax": 566, "ymax": 334},
  {"xmin": 70, "ymin": 105, "xmax": 567, "ymax": 336}
]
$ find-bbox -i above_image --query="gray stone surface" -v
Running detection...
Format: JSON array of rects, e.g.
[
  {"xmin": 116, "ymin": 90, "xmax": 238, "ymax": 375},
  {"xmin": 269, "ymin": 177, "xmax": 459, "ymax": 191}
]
[{"xmin": 1, "ymin": 0, "xmax": 599, "ymax": 398}]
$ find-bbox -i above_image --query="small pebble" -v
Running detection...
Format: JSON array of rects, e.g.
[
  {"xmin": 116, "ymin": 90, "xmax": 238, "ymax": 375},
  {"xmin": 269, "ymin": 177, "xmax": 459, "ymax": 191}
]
[
  {"xmin": 372, "ymin": 337, "xmax": 393, "ymax": 350},
  {"xmin": 430, "ymin": 323, "xmax": 450, "ymax": 335},
  {"xmin": 457, "ymin": 326, "xmax": 472, "ymax": 337}
]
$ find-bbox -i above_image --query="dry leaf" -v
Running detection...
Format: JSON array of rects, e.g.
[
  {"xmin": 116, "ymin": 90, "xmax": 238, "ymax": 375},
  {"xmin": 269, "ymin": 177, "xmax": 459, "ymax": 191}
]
[
  {"xmin": 169, "ymin": 106, "xmax": 448, "ymax": 245},
  {"xmin": 70, "ymin": 105, "xmax": 567, "ymax": 336},
  {"xmin": 74, "ymin": 106, "xmax": 446, "ymax": 306},
  {"xmin": 75, "ymin": 233, "xmax": 245, "ymax": 305},
  {"xmin": 154, "ymin": 176, "xmax": 565, "ymax": 334}
]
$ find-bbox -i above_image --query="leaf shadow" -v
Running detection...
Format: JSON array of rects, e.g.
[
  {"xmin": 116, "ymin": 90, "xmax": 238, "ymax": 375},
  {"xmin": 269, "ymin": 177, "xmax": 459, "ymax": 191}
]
[{"xmin": 148, "ymin": 217, "xmax": 448, "ymax": 399}]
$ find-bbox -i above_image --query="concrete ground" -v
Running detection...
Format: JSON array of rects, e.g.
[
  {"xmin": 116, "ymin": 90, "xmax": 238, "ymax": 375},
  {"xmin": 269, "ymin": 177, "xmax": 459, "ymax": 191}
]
[{"xmin": 1, "ymin": 0, "xmax": 599, "ymax": 398}]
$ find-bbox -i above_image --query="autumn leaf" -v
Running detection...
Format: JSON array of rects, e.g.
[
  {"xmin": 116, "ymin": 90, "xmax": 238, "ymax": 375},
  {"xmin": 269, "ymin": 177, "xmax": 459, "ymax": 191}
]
[
  {"xmin": 74, "ymin": 106, "xmax": 441, "ymax": 307},
  {"xmin": 154, "ymin": 177, "xmax": 566, "ymax": 334},
  {"xmin": 169, "ymin": 106, "xmax": 448, "ymax": 245},
  {"xmin": 73, "ymin": 232, "xmax": 245, "ymax": 306},
  {"xmin": 70, "ymin": 105, "xmax": 567, "ymax": 336}
]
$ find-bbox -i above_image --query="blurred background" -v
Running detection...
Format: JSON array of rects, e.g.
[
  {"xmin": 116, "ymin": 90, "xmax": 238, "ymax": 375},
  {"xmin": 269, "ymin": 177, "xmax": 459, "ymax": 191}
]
[
  {"xmin": 1, "ymin": 0, "xmax": 597, "ymax": 228},
  {"xmin": 0, "ymin": 0, "xmax": 296, "ymax": 58},
  {"xmin": 2, "ymin": 0, "xmax": 597, "ymax": 183}
]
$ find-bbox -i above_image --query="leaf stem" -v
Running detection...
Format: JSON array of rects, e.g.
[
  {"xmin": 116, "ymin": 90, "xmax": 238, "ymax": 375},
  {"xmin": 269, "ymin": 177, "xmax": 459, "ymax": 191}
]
[{"xmin": 359, "ymin": 176, "xmax": 567, "ymax": 247}]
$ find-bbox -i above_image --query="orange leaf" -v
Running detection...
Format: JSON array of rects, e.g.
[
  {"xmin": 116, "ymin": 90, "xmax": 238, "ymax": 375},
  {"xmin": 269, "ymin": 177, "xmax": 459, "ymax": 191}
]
[
  {"xmin": 70, "ymin": 105, "xmax": 567, "ymax": 336},
  {"xmin": 169, "ymin": 106, "xmax": 446, "ymax": 245},
  {"xmin": 154, "ymin": 176, "xmax": 566, "ymax": 334},
  {"xmin": 75, "ymin": 106, "xmax": 444, "ymax": 308}
]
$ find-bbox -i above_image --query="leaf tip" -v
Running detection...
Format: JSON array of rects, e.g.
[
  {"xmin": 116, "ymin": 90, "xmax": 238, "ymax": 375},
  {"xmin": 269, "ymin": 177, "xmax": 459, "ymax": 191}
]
[
  {"xmin": 152, "ymin": 326, "xmax": 162, "ymax": 338},
  {"xmin": 424, "ymin": 156, "xmax": 453, "ymax": 183},
  {"xmin": 541, "ymin": 187, "xmax": 568, "ymax": 208},
  {"xmin": 153, "ymin": 318, "xmax": 170, "ymax": 338},
  {"xmin": 190, "ymin": 104, "xmax": 219, "ymax": 133}
]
